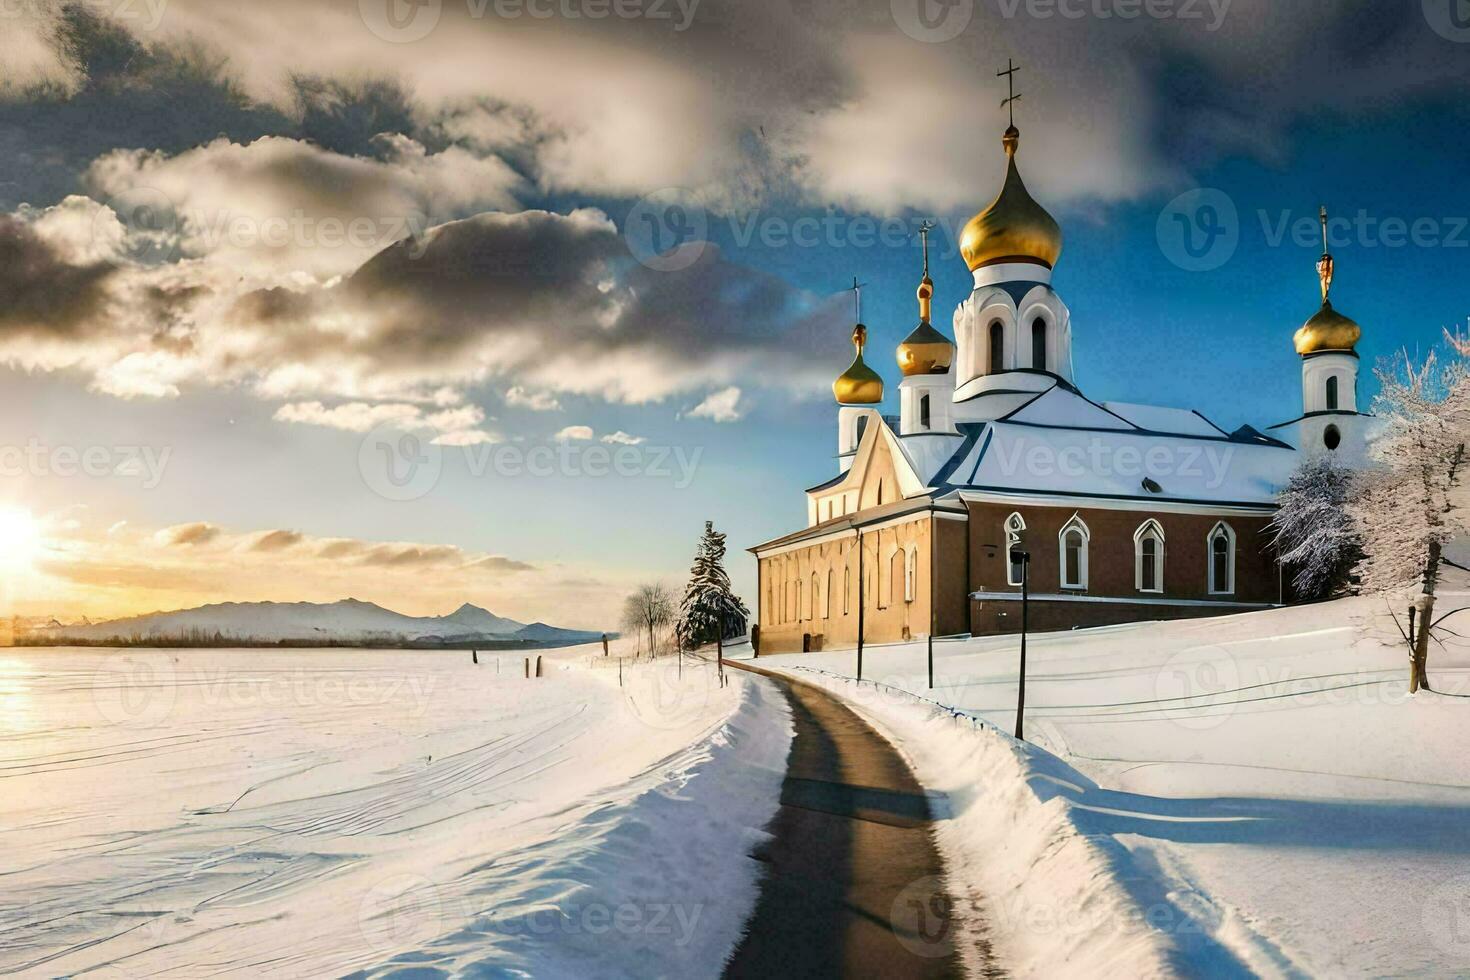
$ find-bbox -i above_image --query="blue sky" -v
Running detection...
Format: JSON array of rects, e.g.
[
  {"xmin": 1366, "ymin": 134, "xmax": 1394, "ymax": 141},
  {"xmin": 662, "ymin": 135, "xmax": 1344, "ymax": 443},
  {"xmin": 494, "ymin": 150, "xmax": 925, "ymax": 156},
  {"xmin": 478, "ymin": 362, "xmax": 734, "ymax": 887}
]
[{"xmin": 1, "ymin": 1, "xmax": 1466, "ymax": 627}]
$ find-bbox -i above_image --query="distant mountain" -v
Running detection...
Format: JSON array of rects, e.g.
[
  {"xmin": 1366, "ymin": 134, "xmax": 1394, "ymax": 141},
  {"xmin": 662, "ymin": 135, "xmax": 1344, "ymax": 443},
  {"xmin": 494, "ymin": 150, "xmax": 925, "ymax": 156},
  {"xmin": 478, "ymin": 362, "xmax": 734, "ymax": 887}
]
[{"xmin": 35, "ymin": 599, "xmax": 602, "ymax": 649}]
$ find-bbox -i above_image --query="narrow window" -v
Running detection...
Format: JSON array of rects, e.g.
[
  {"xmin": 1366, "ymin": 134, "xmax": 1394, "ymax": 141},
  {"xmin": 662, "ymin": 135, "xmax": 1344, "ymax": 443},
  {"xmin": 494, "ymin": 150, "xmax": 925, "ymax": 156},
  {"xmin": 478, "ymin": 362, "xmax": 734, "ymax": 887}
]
[
  {"xmin": 1134, "ymin": 520, "xmax": 1165, "ymax": 593},
  {"xmin": 796, "ymin": 580, "xmax": 803, "ymax": 622},
  {"xmin": 825, "ymin": 569, "xmax": 833, "ymax": 618},
  {"xmin": 877, "ymin": 479, "xmax": 885, "ymax": 506},
  {"xmin": 844, "ymin": 566, "xmax": 851, "ymax": 615},
  {"xmin": 1059, "ymin": 515, "xmax": 1089, "ymax": 589},
  {"xmin": 1032, "ymin": 317, "xmax": 1047, "ymax": 370},
  {"xmin": 1208, "ymin": 523, "xmax": 1235, "ymax": 595},
  {"xmin": 855, "ymin": 415, "xmax": 868, "ymax": 447},
  {"xmin": 1326, "ymin": 376, "xmax": 1339, "ymax": 411},
  {"xmin": 810, "ymin": 573, "xmax": 820, "ymax": 621},
  {"xmin": 919, "ymin": 393, "xmax": 931, "ymax": 430},
  {"xmin": 989, "ymin": 320, "xmax": 1005, "ymax": 373},
  {"xmin": 904, "ymin": 547, "xmax": 917, "ymax": 603}
]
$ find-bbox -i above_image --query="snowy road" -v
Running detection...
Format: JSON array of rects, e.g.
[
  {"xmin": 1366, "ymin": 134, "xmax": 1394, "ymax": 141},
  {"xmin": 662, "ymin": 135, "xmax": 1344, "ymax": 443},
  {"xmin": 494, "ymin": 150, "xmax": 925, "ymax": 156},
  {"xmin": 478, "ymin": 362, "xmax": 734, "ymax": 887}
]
[
  {"xmin": 741, "ymin": 592, "xmax": 1470, "ymax": 978},
  {"xmin": 0, "ymin": 646, "xmax": 789, "ymax": 978}
]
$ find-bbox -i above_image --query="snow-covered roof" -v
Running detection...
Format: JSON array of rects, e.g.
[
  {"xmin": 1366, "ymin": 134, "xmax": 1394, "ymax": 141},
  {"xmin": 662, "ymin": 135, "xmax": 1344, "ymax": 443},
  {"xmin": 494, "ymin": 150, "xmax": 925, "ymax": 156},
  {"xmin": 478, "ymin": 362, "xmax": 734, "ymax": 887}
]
[{"xmin": 929, "ymin": 382, "xmax": 1297, "ymax": 507}]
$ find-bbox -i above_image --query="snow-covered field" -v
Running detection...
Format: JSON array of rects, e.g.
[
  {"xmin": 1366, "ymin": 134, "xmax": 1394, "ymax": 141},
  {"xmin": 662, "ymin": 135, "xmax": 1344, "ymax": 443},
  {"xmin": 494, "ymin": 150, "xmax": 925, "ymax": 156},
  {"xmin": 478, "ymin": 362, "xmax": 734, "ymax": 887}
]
[
  {"xmin": 0, "ymin": 643, "xmax": 789, "ymax": 978},
  {"xmin": 737, "ymin": 586, "xmax": 1470, "ymax": 978}
]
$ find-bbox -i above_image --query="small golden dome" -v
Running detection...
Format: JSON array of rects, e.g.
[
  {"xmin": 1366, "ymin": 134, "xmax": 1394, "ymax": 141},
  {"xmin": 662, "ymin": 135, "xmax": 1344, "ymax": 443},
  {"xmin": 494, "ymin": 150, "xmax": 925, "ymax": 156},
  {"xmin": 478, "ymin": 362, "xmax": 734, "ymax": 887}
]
[
  {"xmin": 1294, "ymin": 301, "xmax": 1361, "ymax": 355},
  {"xmin": 959, "ymin": 127, "xmax": 1062, "ymax": 272},
  {"xmin": 834, "ymin": 324, "xmax": 884, "ymax": 404},
  {"xmin": 896, "ymin": 273, "xmax": 954, "ymax": 376}
]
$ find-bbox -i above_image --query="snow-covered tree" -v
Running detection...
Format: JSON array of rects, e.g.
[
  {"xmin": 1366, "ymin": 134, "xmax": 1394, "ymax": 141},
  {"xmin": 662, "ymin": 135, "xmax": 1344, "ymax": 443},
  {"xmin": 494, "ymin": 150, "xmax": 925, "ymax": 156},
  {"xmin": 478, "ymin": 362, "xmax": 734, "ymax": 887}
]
[
  {"xmin": 675, "ymin": 521, "xmax": 749, "ymax": 649},
  {"xmin": 1350, "ymin": 332, "xmax": 1469, "ymax": 692},
  {"xmin": 1270, "ymin": 455, "xmax": 1359, "ymax": 601},
  {"xmin": 622, "ymin": 583, "xmax": 674, "ymax": 657}
]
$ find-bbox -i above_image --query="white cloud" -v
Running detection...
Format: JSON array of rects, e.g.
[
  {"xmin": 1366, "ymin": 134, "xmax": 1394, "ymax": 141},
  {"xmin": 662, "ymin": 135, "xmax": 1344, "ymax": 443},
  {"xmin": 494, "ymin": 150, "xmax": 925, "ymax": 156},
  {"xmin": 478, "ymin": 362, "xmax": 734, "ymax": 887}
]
[
  {"xmin": 600, "ymin": 431, "xmax": 646, "ymax": 446},
  {"xmin": 273, "ymin": 400, "xmax": 499, "ymax": 446},
  {"xmin": 505, "ymin": 386, "xmax": 563, "ymax": 412},
  {"xmin": 554, "ymin": 425, "xmax": 594, "ymax": 441},
  {"xmin": 688, "ymin": 387, "xmax": 744, "ymax": 423}
]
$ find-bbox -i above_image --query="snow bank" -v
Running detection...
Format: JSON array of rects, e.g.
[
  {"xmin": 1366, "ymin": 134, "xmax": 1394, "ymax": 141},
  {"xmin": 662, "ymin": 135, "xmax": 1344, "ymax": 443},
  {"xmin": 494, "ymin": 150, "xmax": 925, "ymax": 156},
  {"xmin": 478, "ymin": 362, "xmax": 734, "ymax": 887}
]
[{"xmin": 360, "ymin": 663, "xmax": 792, "ymax": 978}]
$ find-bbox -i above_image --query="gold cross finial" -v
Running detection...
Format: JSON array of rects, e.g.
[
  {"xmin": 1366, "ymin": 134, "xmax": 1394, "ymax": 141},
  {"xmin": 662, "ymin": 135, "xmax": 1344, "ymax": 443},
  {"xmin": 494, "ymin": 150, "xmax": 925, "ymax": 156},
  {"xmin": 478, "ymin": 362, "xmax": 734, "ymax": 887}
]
[
  {"xmin": 851, "ymin": 276, "xmax": 868, "ymax": 323},
  {"xmin": 918, "ymin": 220, "xmax": 934, "ymax": 278},
  {"xmin": 998, "ymin": 59, "xmax": 1022, "ymax": 128},
  {"xmin": 1317, "ymin": 205, "xmax": 1335, "ymax": 303}
]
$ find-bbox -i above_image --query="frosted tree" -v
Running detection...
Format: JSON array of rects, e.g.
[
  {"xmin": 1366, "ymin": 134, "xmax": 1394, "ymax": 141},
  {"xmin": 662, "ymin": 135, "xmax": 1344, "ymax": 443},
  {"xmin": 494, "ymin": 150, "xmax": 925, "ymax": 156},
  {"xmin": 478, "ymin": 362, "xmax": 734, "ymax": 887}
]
[
  {"xmin": 1350, "ymin": 332, "xmax": 1469, "ymax": 692},
  {"xmin": 1270, "ymin": 455, "xmax": 1359, "ymax": 601},
  {"xmin": 622, "ymin": 583, "xmax": 674, "ymax": 657},
  {"xmin": 675, "ymin": 521, "xmax": 749, "ymax": 649}
]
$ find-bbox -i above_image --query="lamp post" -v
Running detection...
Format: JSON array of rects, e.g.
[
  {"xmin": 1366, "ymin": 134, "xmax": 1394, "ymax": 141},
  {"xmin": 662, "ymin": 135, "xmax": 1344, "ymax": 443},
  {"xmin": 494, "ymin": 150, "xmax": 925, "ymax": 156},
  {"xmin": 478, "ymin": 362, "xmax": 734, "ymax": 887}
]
[{"xmin": 1011, "ymin": 548, "xmax": 1030, "ymax": 741}]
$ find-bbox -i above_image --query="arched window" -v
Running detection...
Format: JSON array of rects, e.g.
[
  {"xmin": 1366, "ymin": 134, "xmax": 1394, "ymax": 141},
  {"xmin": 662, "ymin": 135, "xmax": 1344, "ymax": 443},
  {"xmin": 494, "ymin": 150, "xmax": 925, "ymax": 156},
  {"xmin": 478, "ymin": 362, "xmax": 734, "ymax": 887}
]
[
  {"xmin": 904, "ymin": 546, "xmax": 918, "ymax": 603},
  {"xmin": 919, "ymin": 393, "xmax": 931, "ymax": 430},
  {"xmin": 1208, "ymin": 522, "xmax": 1236, "ymax": 595},
  {"xmin": 1134, "ymin": 520, "xmax": 1165, "ymax": 593},
  {"xmin": 1032, "ymin": 317, "xmax": 1047, "ymax": 370},
  {"xmin": 1059, "ymin": 514, "xmax": 1089, "ymax": 590},
  {"xmin": 1005, "ymin": 513, "xmax": 1027, "ymax": 587},
  {"xmin": 1325, "ymin": 376, "xmax": 1339, "ymax": 411},
  {"xmin": 843, "ymin": 566, "xmax": 851, "ymax": 615},
  {"xmin": 825, "ymin": 568, "xmax": 834, "ymax": 619},
  {"xmin": 989, "ymin": 320, "xmax": 1005, "ymax": 373},
  {"xmin": 766, "ymin": 580, "xmax": 774, "ymax": 625},
  {"xmin": 810, "ymin": 573, "xmax": 820, "ymax": 620},
  {"xmin": 855, "ymin": 415, "xmax": 868, "ymax": 448},
  {"xmin": 889, "ymin": 547, "xmax": 903, "ymax": 608},
  {"xmin": 795, "ymin": 579, "xmax": 803, "ymax": 622},
  {"xmin": 1324, "ymin": 424, "xmax": 1341, "ymax": 451}
]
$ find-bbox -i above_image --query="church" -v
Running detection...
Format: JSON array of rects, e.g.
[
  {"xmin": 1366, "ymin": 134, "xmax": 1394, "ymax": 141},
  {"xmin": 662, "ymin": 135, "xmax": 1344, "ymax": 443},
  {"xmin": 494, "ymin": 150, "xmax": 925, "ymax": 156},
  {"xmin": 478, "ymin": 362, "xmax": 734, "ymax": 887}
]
[{"xmin": 749, "ymin": 104, "xmax": 1371, "ymax": 655}]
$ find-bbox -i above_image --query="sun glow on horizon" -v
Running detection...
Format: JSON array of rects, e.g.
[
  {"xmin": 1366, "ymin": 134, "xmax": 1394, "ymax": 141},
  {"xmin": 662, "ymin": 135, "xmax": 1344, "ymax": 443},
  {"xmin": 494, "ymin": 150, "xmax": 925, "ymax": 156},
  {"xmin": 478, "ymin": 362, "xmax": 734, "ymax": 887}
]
[{"xmin": 0, "ymin": 507, "xmax": 42, "ymax": 576}]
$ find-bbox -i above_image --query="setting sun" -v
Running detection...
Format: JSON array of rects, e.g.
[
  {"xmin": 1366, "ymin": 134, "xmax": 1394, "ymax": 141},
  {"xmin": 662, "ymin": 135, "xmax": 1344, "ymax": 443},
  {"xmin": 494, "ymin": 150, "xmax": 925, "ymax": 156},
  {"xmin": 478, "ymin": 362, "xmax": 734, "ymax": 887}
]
[{"xmin": 0, "ymin": 507, "xmax": 41, "ymax": 575}]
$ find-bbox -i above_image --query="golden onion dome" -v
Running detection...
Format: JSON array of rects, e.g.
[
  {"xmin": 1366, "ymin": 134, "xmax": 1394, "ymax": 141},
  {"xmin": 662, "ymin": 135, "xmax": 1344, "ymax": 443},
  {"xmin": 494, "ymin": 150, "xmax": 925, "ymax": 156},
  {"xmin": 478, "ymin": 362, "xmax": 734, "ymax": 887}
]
[
  {"xmin": 834, "ymin": 324, "xmax": 884, "ymax": 404},
  {"xmin": 1294, "ymin": 301, "xmax": 1361, "ymax": 355},
  {"xmin": 959, "ymin": 126, "xmax": 1062, "ymax": 273},
  {"xmin": 896, "ymin": 273, "xmax": 954, "ymax": 376}
]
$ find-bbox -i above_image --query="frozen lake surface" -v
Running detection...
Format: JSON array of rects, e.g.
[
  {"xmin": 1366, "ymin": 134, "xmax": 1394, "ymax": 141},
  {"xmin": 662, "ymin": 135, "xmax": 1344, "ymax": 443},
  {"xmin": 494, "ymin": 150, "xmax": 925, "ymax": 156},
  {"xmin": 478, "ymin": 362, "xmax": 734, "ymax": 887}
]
[{"xmin": 0, "ymin": 646, "xmax": 787, "ymax": 978}]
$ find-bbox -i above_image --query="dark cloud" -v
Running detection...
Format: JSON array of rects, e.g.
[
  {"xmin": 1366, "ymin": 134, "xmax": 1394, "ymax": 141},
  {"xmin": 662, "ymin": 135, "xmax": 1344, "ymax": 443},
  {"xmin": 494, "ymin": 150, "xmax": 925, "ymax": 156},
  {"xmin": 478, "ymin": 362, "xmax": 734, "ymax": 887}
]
[
  {"xmin": 358, "ymin": 543, "xmax": 463, "ymax": 567},
  {"xmin": 0, "ymin": 217, "xmax": 116, "ymax": 337}
]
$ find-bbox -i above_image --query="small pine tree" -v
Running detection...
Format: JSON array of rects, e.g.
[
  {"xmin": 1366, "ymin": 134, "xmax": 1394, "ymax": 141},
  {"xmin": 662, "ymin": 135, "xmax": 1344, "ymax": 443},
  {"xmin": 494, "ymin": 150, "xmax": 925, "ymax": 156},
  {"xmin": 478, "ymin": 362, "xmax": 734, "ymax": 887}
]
[
  {"xmin": 675, "ymin": 521, "xmax": 749, "ymax": 649},
  {"xmin": 1269, "ymin": 455, "xmax": 1360, "ymax": 601}
]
